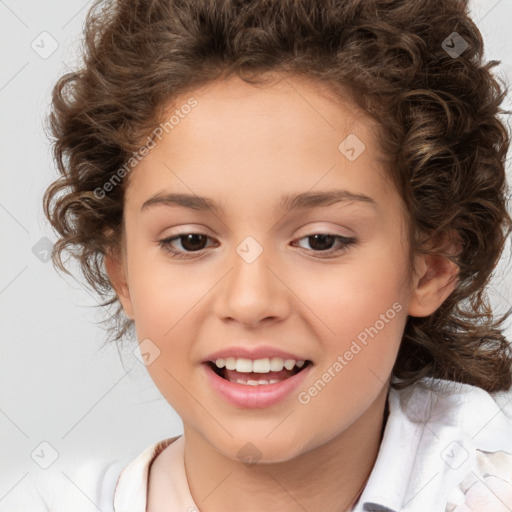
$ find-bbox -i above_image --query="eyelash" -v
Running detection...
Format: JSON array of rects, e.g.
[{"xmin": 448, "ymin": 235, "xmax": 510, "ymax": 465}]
[{"xmin": 157, "ymin": 232, "xmax": 357, "ymax": 259}]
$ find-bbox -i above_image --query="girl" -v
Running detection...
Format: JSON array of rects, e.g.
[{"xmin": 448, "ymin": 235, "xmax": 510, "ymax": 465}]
[{"xmin": 40, "ymin": 0, "xmax": 512, "ymax": 510}]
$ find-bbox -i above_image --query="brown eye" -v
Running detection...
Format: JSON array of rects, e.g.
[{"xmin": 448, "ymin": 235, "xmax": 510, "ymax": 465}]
[
  {"xmin": 158, "ymin": 232, "xmax": 215, "ymax": 258},
  {"xmin": 175, "ymin": 233, "xmax": 209, "ymax": 251},
  {"xmin": 304, "ymin": 234, "xmax": 336, "ymax": 251},
  {"xmin": 293, "ymin": 233, "xmax": 356, "ymax": 256}
]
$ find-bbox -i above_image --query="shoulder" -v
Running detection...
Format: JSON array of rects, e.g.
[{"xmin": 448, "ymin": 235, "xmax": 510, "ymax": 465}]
[
  {"xmin": 390, "ymin": 376, "xmax": 512, "ymax": 512},
  {"xmin": 27, "ymin": 440, "xmax": 170, "ymax": 512},
  {"xmin": 27, "ymin": 453, "xmax": 133, "ymax": 512},
  {"xmin": 391, "ymin": 375, "xmax": 512, "ymax": 425}
]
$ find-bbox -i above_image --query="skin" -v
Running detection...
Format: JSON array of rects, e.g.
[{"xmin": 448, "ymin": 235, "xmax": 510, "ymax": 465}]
[{"xmin": 105, "ymin": 73, "xmax": 458, "ymax": 512}]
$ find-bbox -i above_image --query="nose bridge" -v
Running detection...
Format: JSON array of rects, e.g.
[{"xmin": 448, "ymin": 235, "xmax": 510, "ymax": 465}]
[{"xmin": 215, "ymin": 234, "xmax": 289, "ymax": 325}]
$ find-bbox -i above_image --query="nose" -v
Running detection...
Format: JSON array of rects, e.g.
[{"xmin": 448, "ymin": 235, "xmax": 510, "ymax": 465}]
[{"xmin": 213, "ymin": 242, "xmax": 291, "ymax": 328}]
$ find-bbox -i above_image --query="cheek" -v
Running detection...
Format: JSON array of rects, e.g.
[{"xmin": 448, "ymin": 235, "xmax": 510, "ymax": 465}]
[
  {"xmin": 128, "ymin": 259, "xmax": 199, "ymax": 407},
  {"xmin": 294, "ymin": 263, "xmax": 408, "ymax": 431},
  {"xmin": 291, "ymin": 252, "xmax": 410, "ymax": 396},
  {"xmin": 126, "ymin": 244, "xmax": 200, "ymax": 332},
  {"xmin": 126, "ymin": 247, "xmax": 212, "ymax": 390},
  {"xmin": 294, "ymin": 255, "xmax": 408, "ymax": 337}
]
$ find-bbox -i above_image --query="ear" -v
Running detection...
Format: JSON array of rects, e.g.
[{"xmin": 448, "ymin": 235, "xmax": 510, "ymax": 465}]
[
  {"xmin": 104, "ymin": 248, "xmax": 134, "ymax": 320},
  {"xmin": 407, "ymin": 248, "xmax": 459, "ymax": 318}
]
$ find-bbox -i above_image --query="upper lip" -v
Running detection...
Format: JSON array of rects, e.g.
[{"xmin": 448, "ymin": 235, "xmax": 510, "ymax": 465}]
[{"xmin": 203, "ymin": 345, "xmax": 310, "ymax": 363}]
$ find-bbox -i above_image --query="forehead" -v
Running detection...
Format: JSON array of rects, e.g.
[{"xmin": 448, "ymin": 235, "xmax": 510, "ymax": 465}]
[
  {"xmin": 124, "ymin": 74, "xmax": 395, "ymax": 213},
  {"xmin": 155, "ymin": 73, "xmax": 379, "ymax": 155}
]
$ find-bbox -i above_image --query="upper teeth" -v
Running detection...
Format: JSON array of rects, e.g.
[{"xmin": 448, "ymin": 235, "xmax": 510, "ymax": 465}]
[{"xmin": 215, "ymin": 357, "xmax": 306, "ymax": 373}]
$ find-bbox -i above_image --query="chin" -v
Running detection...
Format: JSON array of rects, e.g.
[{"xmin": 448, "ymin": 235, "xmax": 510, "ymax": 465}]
[{"xmin": 215, "ymin": 435, "xmax": 308, "ymax": 466}]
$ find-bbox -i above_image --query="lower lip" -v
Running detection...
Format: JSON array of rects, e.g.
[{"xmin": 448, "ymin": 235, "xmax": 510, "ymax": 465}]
[{"xmin": 202, "ymin": 363, "xmax": 312, "ymax": 409}]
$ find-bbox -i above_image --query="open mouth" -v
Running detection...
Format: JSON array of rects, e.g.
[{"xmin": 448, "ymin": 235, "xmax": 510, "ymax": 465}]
[{"xmin": 206, "ymin": 360, "xmax": 312, "ymax": 386}]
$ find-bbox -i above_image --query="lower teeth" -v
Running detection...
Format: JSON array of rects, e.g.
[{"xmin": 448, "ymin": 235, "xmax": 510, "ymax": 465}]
[{"xmin": 236, "ymin": 379, "xmax": 281, "ymax": 386}]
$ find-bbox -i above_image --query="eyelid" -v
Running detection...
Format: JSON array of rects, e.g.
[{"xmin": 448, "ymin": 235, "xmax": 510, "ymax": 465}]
[{"xmin": 294, "ymin": 223, "xmax": 356, "ymax": 238}]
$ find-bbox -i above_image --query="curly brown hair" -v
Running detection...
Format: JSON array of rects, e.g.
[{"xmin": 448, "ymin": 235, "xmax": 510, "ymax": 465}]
[{"xmin": 43, "ymin": 0, "xmax": 512, "ymax": 393}]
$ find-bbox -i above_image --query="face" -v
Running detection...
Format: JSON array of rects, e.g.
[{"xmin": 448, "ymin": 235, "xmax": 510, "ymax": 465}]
[{"xmin": 107, "ymin": 74, "xmax": 436, "ymax": 463}]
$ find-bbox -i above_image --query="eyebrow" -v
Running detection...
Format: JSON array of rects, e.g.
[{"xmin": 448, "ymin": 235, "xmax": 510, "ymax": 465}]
[{"xmin": 140, "ymin": 189, "xmax": 378, "ymax": 214}]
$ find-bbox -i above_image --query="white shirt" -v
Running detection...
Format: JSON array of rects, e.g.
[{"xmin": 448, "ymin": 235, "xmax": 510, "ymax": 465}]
[{"xmin": 27, "ymin": 376, "xmax": 512, "ymax": 511}]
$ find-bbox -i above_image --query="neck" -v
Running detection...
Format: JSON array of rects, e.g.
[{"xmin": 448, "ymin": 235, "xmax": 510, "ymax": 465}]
[{"xmin": 183, "ymin": 384, "xmax": 389, "ymax": 512}]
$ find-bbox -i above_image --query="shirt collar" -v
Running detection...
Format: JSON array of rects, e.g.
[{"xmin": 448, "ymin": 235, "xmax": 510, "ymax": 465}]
[
  {"xmin": 354, "ymin": 376, "xmax": 512, "ymax": 512},
  {"xmin": 113, "ymin": 435, "xmax": 197, "ymax": 511}
]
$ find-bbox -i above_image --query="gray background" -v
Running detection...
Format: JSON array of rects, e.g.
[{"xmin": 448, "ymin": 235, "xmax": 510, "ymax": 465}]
[{"xmin": 1, "ymin": 0, "xmax": 511, "ymax": 507}]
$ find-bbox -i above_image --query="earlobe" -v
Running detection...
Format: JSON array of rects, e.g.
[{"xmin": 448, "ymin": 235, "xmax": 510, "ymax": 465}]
[
  {"xmin": 407, "ymin": 253, "xmax": 459, "ymax": 318},
  {"xmin": 104, "ymin": 249, "xmax": 135, "ymax": 320}
]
